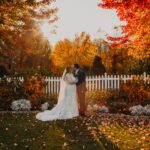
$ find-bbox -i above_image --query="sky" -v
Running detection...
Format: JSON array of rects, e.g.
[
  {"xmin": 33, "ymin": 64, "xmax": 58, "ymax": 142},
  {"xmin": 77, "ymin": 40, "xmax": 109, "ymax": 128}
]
[{"xmin": 40, "ymin": 0, "xmax": 125, "ymax": 46}]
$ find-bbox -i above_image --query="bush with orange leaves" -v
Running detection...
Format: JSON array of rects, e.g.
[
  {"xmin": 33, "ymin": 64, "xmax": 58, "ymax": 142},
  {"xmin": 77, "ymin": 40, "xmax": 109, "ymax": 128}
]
[
  {"xmin": 0, "ymin": 75, "xmax": 47, "ymax": 110},
  {"xmin": 23, "ymin": 75, "xmax": 47, "ymax": 101},
  {"xmin": 120, "ymin": 76, "xmax": 150, "ymax": 105}
]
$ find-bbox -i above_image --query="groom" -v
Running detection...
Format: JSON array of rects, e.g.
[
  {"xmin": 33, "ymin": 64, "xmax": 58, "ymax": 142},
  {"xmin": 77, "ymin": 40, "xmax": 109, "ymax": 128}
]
[{"xmin": 74, "ymin": 64, "xmax": 87, "ymax": 116}]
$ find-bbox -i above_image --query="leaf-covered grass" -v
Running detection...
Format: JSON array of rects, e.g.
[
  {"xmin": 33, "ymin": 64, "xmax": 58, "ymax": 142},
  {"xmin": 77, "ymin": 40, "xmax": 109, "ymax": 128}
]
[{"xmin": 0, "ymin": 113, "xmax": 149, "ymax": 150}]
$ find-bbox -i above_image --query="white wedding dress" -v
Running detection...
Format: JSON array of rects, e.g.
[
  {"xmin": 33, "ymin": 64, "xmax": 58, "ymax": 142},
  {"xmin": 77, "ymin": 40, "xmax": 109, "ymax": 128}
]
[{"xmin": 36, "ymin": 72, "xmax": 79, "ymax": 121}]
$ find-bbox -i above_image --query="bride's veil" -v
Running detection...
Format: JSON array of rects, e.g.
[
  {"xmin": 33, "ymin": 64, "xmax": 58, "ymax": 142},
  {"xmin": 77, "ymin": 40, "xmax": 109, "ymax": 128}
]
[{"xmin": 57, "ymin": 69, "xmax": 66, "ymax": 104}]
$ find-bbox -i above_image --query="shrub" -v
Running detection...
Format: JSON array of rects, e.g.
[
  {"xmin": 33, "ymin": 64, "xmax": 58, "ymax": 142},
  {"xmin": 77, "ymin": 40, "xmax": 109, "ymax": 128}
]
[
  {"xmin": 87, "ymin": 104, "xmax": 109, "ymax": 113},
  {"xmin": 93, "ymin": 104, "xmax": 99, "ymax": 111},
  {"xmin": 23, "ymin": 74, "xmax": 47, "ymax": 100},
  {"xmin": 98, "ymin": 106, "xmax": 109, "ymax": 113},
  {"xmin": 31, "ymin": 94, "xmax": 57, "ymax": 110},
  {"xmin": 129, "ymin": 105, "xmax": 144, "ymax": 115},
  {"xmin": 41, "ymin": 102, "xmax": 49, "ymax": 111},
  {"xmin": 11, "ymin": 99, "xmax": 31, "ymax": 111},
  {"xmin": 144, "ymin": 105, "xmax": 150, "ymax": 115},
  {"xmin": 87, "ymin": 105, "xmax": 93, "ymax": 112},
  {"xmin": 120, "ymin": 78, "xmax": 150, "ymax": 105},
  {"xmin": 0, "ymin": 75, "xmax": 47, "ymax": 110},
  {"xmin": 106, "ymin": 97, "xmax": 129, "ymax": 114},
  {"xmin": 86, "ymin": 90, "xmax": 118, "ymax": 106},
  {"xmin": 141, "ymin": 100, "xmax": 150, "ymax": 106},
  {"xmin": 129, "ymin": 105, "xmax": 150, "ymax": 116},
  {"xmin": 0, "ymin": 77, "xmax": 24, "ymax": 110},
  {"xmin": 86, "ymin": 90, "xmax": 129, "ymax": 114}
]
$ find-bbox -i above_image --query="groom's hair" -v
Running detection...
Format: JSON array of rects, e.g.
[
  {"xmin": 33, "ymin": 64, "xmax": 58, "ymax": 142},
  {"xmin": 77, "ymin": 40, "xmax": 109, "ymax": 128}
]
[{"xmin": 74, "ymin": 64, "xmax": 80, "ymax": 69}]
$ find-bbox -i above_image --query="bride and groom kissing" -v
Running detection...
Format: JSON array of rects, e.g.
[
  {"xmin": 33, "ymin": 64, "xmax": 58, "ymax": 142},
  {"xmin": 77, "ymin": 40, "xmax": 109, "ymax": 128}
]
[{"xmin": 36, "ymin": 64, "xmax": 87, "ymax": 121}]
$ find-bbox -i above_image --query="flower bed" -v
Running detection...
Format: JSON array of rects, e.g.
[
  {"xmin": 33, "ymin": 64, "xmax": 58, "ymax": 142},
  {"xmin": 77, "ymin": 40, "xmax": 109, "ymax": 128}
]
[{"xmin": 0, "ymin": 75, "xmax": 55, "ymax": 111}]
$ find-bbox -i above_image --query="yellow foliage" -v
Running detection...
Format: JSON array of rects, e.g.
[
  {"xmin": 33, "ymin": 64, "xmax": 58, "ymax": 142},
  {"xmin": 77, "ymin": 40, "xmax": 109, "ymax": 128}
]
[{"xmin": 51, "ymin": 32, "xmax": 97, "ymax": 72}]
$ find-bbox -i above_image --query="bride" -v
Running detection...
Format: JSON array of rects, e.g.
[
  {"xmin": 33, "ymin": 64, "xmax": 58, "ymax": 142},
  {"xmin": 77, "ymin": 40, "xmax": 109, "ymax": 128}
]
[{"xmin": 36, "ymin": 66, "xmax": 79, "ymax": 121}]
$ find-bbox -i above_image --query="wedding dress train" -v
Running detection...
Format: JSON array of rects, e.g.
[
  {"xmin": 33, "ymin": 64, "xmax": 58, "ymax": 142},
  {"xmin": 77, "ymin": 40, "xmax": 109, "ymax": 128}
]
[{"xmin": 36, "ymin": 72, "xmax": 79, "ymax": 121}]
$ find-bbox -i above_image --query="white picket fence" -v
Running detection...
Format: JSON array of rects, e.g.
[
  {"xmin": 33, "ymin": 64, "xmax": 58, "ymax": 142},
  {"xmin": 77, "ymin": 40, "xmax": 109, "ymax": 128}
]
[
  {"xmin": 44, "ymin": 72, "xmax": 149, "ymax": 95},
  {"xmin": 3, "ymin": 72, "xmax": 149, "ymax": 96}
]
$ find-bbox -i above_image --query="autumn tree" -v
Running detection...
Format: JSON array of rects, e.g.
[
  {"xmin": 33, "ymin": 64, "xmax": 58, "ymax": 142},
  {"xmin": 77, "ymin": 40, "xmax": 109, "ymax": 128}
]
[
  {"xmin": 94, "ymin": 38, "xmax": 134, "ymax": 74},
  {"xmin": 0, "ymin": 0, "xmax": 57, "ymax": 50},
  {"xmin": 51, "ymin": 32, "xmax": 97, "ymax": 74},
  {"xmin": 13, "ymin": 31, "xmax": 52, "ymax": 75},
  {"xmin": 0, "ymin": 0, "xmax": 57, "ymax": 75},
  {"xmin": 99, "ymin": 0, "xmax": 150, "ymax": 59}
]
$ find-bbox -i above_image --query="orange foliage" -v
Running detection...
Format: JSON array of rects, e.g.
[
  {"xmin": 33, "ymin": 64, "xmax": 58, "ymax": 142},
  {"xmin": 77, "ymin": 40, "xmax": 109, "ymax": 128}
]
[
  {"xmin": 99, "ymin": 0, "xmax": 150, "ymax": 59},
  {"xmin": 0, "ymin": 0, "xmax": 56, "ymax": 72},
  {"xmin": 120, "ymin": 77, "xmax": 150, "ymax": 105},
  {"xmin": 23, "ymin": 75, "xmax": 47, "ymax": 100},
  {"xmin": 51, "ymin": 32, "xmax": 97, "ymax": 74}
]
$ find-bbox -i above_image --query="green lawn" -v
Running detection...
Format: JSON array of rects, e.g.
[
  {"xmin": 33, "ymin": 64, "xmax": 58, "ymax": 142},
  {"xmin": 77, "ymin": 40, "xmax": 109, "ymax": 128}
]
[{"xmin": 0, "ymin": 113, "xmax": 149, "ymax": 150}]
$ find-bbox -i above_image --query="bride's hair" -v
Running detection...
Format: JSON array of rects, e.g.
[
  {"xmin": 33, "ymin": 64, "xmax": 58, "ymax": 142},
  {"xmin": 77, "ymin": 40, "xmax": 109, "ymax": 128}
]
[
  {"xmin": 66, "ymin": 66, "xmax": 71, "ymax": 74},
  {"xmin": 63, "ymin": 66, "xmax": 71, "ymax": 80}
]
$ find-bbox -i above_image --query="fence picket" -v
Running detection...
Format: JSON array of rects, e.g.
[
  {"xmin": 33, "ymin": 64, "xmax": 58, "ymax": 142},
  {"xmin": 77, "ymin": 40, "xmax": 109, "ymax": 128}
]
[
  {"xmin": 117, "ymin": 75, "xmax": 120, "ymax": 89},
  {"xmin": 101, "ymin": 75, "xmax": 104, "ymax": 89},
  {"xmin": 98, "ymin": 75, "xmax": 101, "ymax": 90},
  {"xmin": 110, "ymin": 75, "xmax": 113, "ymax": 89},
  {"xmin": 104, "ymin": 73, "xmax": 107, "ymax": 90},
  {"xmin": 48, "ymin": 77, "xmax": 51, "ymax": 96},
  {"xmin": 95, "ymin": 76, "xmax": 98, "ymax": 90},
  {"xmin": 92, "ymin": 76, "xmax": 95, "ymax": 90},
  {"xmin": 89, "ymin": 76, "xmax": 92, "ymax": 91}
]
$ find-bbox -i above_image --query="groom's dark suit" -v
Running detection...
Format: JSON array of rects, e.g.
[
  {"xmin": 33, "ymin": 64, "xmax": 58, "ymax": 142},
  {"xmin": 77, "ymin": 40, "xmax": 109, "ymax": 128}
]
[
  {"xmin": 75, "ymin": 69, "xmax": 87, "ymax": 113},
  {"xmin": 75, "ymin": 69, "xmax": 85, "ymax": 85}
]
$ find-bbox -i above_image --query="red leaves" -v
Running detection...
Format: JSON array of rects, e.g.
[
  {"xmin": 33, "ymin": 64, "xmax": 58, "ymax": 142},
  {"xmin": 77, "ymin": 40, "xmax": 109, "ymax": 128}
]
[
  {"xmin": 107, "ymin": 36, "xmax": 124, "ymax": 42},
  {"xmin": 106, "ymin": 35, "xmax": 130, "ymax": 48},
  {"xmin": 99, "ymin": 0, "xmax": 150, "ymax": 58}
]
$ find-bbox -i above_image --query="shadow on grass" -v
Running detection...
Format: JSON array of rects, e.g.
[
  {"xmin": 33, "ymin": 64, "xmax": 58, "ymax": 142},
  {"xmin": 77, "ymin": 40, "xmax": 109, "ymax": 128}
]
[{"xmin": 56, "ymin": 116, "xmax": 120, "ymax": 150}]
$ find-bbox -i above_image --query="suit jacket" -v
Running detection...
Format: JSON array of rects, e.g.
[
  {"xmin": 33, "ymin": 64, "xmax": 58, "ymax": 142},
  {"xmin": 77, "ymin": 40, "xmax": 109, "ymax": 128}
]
[{"xmin": 75, "ymin": 69, "xmax": 86, "ymax": 86}]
